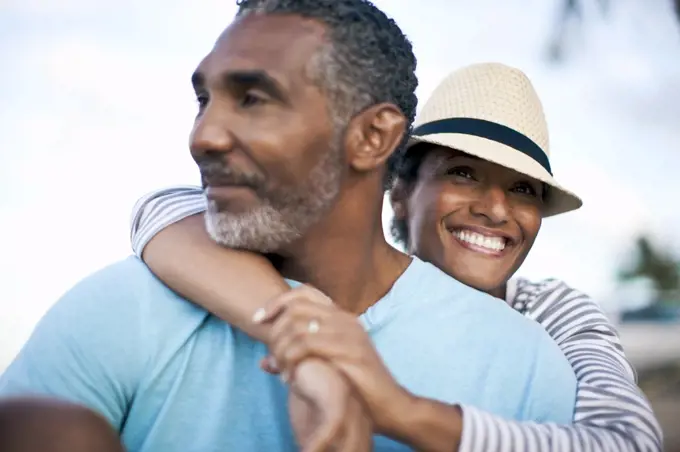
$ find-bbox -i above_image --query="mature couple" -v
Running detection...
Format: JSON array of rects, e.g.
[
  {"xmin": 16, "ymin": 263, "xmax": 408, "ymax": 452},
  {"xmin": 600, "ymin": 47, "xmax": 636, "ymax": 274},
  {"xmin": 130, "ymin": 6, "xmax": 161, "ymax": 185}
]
[{"xmin": 0, "ymin": 0, "xmax": 663, "ymax": 451}]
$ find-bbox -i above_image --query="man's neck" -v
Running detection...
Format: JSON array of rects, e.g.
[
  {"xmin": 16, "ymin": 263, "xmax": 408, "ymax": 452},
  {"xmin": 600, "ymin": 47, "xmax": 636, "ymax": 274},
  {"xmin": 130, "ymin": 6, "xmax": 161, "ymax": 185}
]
[
  {"xmin": 488, "ymin": 284, "xmax": 507, "ymax": 300},
  {"xmin": 276, "ymin": 190, "xmax": 412, "ymax": 315}
]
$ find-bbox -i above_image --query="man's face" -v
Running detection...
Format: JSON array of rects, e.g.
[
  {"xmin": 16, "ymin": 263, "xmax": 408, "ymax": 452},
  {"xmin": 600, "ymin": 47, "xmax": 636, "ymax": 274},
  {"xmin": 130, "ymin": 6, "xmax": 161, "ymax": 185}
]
[{"xmin": 190, "ymin": 14, "xmax": 344, "ymax": 252}]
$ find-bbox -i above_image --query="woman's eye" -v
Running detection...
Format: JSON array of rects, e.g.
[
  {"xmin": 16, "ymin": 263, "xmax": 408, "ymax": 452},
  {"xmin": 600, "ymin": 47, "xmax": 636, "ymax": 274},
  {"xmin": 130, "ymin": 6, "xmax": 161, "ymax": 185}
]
[
  {"xmin": 445, "ymin": 166, "xmax": 475, "ymax": 179},
  {"xmin": 512, "ymin": 182, "xmax": 538, "ymax": 196}
]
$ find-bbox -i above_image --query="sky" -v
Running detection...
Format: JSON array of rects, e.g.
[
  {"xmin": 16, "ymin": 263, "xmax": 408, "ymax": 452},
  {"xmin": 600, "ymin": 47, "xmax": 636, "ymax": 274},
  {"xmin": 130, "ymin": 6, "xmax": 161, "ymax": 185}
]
[{"xmin": 1, "ymin": 0, "xmax": 679, "ymax": 371}]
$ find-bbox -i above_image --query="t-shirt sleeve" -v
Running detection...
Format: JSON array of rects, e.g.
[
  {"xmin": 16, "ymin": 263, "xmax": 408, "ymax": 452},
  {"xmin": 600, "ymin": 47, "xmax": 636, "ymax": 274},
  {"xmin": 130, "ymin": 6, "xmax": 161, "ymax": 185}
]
[
  {"xmin": 129, "ymin": 186, "xmax": 206, "ymax": 257},
  {"xmin": 0, "ymin": 258, "xmax": 150, "ymax": 429}
]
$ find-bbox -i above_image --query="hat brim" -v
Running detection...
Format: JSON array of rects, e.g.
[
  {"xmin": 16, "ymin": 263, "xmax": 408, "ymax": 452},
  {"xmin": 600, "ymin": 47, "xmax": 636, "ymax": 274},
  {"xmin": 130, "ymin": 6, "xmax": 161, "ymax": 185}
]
[{"xmin": 407, "ymin": 133, "xmax": 582, "ymax": 217}]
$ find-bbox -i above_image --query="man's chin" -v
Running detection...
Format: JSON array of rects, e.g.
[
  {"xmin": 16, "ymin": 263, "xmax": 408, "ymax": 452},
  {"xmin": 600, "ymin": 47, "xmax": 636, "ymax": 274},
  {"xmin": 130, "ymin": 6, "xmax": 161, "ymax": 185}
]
[
  {"xmin": 206, "ymin": 190, "xmax": 260, "ymax": 215},
  {"xmin": 204, "ymin": 210, "xmax": 299, "ymax": 254}
]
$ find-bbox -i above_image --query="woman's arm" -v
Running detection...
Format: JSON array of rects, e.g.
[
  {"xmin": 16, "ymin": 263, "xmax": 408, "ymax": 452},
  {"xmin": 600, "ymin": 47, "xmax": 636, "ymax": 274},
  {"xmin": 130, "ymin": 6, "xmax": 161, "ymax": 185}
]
[
  {"xmin": 131, "ymin": 188, "xmax": 663, "ymax": 451},
  {"xmin": 451, "ymin": 279, "xmax": 664, "ymax": 452},
  {"xmin": 130, "ymin": 186, "xmax": 288, "ymax": 342},
  {"xmin": 131, "ymin": 189, "xmax": 373, "ymax": 449}
]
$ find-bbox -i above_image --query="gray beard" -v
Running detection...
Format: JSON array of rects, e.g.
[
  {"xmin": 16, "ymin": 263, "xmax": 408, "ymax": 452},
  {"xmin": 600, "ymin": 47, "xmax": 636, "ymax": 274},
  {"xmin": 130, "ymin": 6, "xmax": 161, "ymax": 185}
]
[{"xmin": 204, "ymin": 138, "xmax": 344, "ymax": 253}]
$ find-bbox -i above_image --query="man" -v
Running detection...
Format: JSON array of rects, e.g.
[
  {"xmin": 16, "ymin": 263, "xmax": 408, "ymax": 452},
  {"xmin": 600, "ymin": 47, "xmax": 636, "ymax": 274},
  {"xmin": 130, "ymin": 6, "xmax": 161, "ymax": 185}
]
[{"xmin": 0, "ymin": 1, "xmax": 577, "ymax": 451}]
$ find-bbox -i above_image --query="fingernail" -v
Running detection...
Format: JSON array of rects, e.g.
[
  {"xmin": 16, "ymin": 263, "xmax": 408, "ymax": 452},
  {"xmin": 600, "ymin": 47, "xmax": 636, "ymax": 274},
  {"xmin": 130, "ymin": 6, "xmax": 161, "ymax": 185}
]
[
  {"xmin": 268, "ymin": 356, "xmax": 279, "ymax": 371},
  {"xmin": 280, "ymin": 371, "xmax": 289, "ymax": 383},
  {"xmin": 252, "ymin": 308, "xmax": 266, "ymax": 323}
]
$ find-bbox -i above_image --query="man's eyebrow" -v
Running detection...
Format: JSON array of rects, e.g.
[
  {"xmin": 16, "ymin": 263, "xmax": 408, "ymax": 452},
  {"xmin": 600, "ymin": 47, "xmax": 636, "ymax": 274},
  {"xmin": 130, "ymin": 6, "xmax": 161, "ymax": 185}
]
[
  {"xmin": 223, "ymin": 70, "xmax": 289, "ymax": 104},
  {"xmin": 191, "ymin": 70, "xmax": 205, "ymax": 90}
]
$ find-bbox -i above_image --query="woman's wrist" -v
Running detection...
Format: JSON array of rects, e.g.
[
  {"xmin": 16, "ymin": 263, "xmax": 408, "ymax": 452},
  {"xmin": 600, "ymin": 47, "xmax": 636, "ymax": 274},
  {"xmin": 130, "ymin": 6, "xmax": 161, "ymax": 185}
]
[
  {"xmin": 374, "ymin": 387, "xmax": 418, "ymax": 437},
  {"xmin": 378, "ymin": 390, "xmax": 463, "ymax": 452}
]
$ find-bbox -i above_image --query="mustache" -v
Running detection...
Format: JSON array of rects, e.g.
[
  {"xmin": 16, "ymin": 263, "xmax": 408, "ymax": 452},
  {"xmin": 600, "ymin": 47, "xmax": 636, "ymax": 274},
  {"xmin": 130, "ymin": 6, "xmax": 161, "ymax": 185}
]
[{"xmin": 197, "ymin": 159, "xmax": 263, "ymax": 189}]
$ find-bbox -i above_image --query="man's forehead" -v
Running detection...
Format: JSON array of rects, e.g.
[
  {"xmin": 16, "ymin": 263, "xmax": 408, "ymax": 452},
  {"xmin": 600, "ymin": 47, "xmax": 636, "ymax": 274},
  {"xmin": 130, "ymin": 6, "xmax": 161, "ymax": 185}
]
[{"xmin": 198, "ymin": 14, "xmax": 326, "ymax": 79}]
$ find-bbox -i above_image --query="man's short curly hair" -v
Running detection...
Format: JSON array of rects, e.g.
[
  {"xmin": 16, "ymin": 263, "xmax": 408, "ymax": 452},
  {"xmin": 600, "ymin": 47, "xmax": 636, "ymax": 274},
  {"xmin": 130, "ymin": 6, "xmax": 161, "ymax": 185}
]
[{"xmin": 236, "ymin": 0, "xmax": 418, "ymax": 188}]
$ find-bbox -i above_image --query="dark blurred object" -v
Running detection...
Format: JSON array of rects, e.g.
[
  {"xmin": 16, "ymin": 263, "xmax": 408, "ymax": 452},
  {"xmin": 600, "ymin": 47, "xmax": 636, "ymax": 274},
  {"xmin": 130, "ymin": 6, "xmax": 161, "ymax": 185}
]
[
  {"xmin": 546, "ymin": 0, "xmax": 679, "ymax": 64},
  {"xmin": 621, "ymin": 303, "xmax": 680, "ymax": 322},
  {"xmin": 619, "ymin": 236, "xmax": 680, "ymax": 301},
  {"xmin": 546, "ymin": 0, "xmax": 609, "ymax": 63},
  {"xmin": 637, "ymin": 362, "xmax": 680, "ymax": 451},
  {"xmin": 618, "ymin": 235, "xmax": 680, "ymax": 322}
]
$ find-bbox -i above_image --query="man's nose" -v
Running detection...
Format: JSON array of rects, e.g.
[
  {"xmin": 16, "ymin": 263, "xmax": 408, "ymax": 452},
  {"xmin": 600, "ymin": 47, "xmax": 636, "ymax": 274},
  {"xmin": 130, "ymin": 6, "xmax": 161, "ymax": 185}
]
[
  {"xmin": 189, "ymin": 109, "xmax": 235, "ymax": 160},
  {"xmin": 469, "ymin": 185, "xmax": 510, "ymax": 224}
]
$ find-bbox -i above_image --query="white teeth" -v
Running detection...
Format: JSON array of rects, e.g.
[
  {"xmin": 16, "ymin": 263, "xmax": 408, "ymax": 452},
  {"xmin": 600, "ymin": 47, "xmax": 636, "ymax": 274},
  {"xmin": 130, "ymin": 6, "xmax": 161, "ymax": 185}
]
[{"xmin": 454, "ymin": 230, "xmax": 506, "ymax": 252}]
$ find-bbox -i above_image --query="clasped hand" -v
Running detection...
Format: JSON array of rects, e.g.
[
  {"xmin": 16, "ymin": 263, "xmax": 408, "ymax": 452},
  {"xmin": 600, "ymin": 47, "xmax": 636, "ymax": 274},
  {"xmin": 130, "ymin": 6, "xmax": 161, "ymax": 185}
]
[{"xmin": 254, "ymin": 285, "xmax": 413, "ymax": 438}]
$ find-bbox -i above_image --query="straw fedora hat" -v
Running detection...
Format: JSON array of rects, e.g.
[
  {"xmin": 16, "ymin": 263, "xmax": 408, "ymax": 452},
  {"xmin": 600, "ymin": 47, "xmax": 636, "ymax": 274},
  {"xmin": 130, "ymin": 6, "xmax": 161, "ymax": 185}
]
[{"xmin": 408, "ymin": 63, "xmax": 582, "ymax": 217}]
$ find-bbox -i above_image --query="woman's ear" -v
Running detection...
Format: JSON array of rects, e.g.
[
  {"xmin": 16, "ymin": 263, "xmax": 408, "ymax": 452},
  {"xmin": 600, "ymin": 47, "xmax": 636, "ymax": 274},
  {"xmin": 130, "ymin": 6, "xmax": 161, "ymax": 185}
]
[{"xmin": 389, "ymin": 178, "xmax": 410, "ymax": 220}]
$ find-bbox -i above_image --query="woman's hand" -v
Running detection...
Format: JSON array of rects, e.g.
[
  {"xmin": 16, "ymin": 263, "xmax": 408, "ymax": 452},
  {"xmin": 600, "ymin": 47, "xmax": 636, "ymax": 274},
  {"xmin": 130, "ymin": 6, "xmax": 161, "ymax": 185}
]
[{"xmin": 254, "ymin": 285, "xmax": 416, "ymax": 436}]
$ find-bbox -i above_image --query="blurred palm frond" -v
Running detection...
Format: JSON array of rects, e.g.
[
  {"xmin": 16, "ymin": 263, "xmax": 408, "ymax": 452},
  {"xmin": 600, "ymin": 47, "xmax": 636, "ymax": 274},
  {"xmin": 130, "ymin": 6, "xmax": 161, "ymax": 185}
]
[
  {"xmin": 618, "ymin": 235, "xmax": 680, "ymax": 305},
  {"xmin": 547, "ymin": 0, "xmax": 679, "ymax": 64}
]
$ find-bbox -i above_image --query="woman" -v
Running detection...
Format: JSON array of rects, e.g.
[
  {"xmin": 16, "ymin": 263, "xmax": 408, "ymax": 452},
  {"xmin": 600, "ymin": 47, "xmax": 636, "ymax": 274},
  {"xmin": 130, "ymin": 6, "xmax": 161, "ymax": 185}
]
[{"xmin": 130, "ymin": 63, "xmax": 662, "ymax": 451}]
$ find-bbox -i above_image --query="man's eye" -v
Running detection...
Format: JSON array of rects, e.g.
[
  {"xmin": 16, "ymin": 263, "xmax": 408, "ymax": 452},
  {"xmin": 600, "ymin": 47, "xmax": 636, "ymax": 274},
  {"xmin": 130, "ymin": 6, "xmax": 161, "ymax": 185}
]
[
  {"xmin": 196, "ymin": 94, "xmax": 209, "ymax": 109},
  {"xmin": 241, "ymin": 92, "xmax": 265, "ymax": 107}
]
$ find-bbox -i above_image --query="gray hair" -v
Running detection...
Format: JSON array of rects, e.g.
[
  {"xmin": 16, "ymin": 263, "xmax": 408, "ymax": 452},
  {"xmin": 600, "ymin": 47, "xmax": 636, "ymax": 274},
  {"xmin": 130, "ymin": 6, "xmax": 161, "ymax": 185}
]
[{"xmin": 236, "ymin": 0, "xmax": 418, "ymax": 187}]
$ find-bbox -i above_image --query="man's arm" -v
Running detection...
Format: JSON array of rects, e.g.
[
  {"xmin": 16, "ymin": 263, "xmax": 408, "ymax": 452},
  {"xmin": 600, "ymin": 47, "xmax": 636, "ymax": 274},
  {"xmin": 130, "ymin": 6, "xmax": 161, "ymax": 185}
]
[
  {"xmin": 0, "ymin": 398, "xmax": 125, "ymax": 452},
  {"xmin": 0, "ymin": 260, "xmax": 148, "ymax": 430}
]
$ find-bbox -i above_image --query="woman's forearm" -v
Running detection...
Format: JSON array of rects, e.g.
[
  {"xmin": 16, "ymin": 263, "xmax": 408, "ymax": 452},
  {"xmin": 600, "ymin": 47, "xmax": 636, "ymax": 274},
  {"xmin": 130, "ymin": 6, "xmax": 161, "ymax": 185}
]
[
  {"xmin": 382, "ymin": 394, "xmax": 462, "ymax": 452},
  {"xmin": 142, "ymin": 214, "xmax": 289, "ymax": 343}
]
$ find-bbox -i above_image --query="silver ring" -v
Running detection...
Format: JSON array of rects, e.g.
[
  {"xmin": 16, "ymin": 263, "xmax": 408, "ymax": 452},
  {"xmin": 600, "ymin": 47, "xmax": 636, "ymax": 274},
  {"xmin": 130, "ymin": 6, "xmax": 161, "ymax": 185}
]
[{"xmin": 307, "ymin": 319, "xmax": 320, "ymax": 334}]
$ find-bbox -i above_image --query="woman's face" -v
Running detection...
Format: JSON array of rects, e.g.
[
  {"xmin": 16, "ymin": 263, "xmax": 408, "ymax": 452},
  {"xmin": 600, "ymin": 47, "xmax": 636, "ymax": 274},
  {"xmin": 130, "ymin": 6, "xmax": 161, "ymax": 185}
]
[{"xmin": 395, "ymin": 146, "xmax": 544, "ymax": 295}]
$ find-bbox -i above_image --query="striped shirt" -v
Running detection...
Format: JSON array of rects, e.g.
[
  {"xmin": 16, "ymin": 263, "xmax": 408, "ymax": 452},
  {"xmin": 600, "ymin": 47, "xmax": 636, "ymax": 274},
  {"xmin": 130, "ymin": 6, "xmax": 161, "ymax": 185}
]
[{"xmin": 130, "ymin": 186, "xmax": 664, "ymax": 452}]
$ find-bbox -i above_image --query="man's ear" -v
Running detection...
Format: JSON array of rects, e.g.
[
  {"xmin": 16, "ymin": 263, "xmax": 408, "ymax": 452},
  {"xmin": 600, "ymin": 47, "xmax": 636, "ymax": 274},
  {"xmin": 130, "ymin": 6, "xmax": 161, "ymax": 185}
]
[
  {"xmin": 344, "ymin": 103, "xmax": 406, "ymax": 173},
  {"xmin": 389, "ymin": 177, "xmax": 410, "ymax": 220}
]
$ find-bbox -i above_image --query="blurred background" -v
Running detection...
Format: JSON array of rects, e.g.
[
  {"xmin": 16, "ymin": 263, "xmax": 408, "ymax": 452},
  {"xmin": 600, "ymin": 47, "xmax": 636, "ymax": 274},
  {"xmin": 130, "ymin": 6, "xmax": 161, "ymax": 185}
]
[{"xmin": 1, "ymin": 0, "xmax": 679, "ymax": 448}]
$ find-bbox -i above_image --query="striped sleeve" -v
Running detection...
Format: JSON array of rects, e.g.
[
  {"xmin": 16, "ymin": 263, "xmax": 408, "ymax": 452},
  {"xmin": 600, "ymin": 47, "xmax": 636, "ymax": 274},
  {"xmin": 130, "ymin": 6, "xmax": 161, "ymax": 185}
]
[
  {"xmin": 129, "ymin": 185, "xmax": 207, "ymax": 257},
  {"xmin": 458, "ymin": 279, "xmax": 663, "ymax": 452}
]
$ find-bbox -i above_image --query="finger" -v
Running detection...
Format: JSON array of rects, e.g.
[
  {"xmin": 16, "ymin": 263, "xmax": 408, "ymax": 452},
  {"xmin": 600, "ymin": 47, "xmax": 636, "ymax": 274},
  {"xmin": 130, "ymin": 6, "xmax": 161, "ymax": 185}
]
[
  {"xmin": 275, "ymin": 332, "xmax": 349, "ymax": 376},
  {"xmin": 268, "ymin": 302, "xmax": 336, "ymax": 347},
  {"xmin": 269, "ymin": 323, "xmax": 311, "ymax": 376},
  {"xmin": 269, "ymin": 313, "xmax": 353, "ymax": 374},
  {"xmin": 299, "ymin": 284, "xmax": 334, "ymax": 305},
  {"xmin": 259, "ymin": 356, "xmax": 280, "ymax": 374},
  {"xmin": 253, "ymin": 286, "xmax": 334, "ymax": 325}
]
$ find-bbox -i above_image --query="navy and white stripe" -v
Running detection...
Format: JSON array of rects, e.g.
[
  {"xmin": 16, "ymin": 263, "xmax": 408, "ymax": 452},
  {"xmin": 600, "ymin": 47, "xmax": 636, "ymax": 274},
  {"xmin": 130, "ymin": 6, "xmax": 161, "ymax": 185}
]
[
  {"xmin": 130, "ymin": 186, "xmax": 664, "ymax": 452},
  {"xmin": 459, "ymin": 278, "xmax": 662, "ymax": 452}
]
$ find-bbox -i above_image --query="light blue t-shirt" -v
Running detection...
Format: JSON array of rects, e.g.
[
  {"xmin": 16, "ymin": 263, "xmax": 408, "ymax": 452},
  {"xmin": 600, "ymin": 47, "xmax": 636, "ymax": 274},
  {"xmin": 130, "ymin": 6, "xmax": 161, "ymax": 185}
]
[{"xmin": 0, "ymin": 256, "xmax": 576, "ymax": 451}]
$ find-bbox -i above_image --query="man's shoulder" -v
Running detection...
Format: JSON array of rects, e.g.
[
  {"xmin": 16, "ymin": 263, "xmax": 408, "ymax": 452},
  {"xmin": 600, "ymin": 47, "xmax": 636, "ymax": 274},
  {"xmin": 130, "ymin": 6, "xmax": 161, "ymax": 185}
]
[
  {"xmin": 51, "ymin": 256, "xmax": 208, "ymax": 333},
  {"xmin": 78, "ymin": 255, "xmax": 170, "ymax": 292},
  {"xmin": 63, "ymin": 256, "xmax": 173, "ymax": 305},
  {"xmin": 410, "ymin": 260, "xmax": 560, "ymax": 345},
  {"xmin": 412, "ymin": 261, "xmax": 532, "ymax": 317}
]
